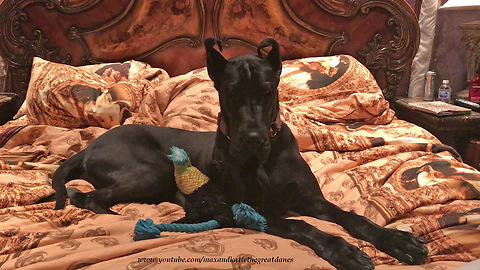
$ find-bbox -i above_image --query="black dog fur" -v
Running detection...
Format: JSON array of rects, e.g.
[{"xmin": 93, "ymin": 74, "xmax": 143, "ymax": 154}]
[{"xmin": 53, "ymin": 38, "xmax": 428, "ymax": 270}]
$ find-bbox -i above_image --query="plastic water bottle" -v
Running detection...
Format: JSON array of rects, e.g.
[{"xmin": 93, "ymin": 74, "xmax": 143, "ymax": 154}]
[{"xmin": 438, "ymin": 80, "xmax": 452, "ymax": 103}]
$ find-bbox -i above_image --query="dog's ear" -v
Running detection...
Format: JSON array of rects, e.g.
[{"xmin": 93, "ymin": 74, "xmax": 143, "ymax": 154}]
[
  {"xmin": 205, "ymin": 38, "xmax": 227, "ymax": 84},
  {"xmin": 257, "ymin": 38, "xmax": 282, "ymax": 81}
]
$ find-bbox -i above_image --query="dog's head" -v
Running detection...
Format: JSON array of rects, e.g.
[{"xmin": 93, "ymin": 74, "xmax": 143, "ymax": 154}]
[{"xmin": 205, "ymin": 38, "xmax": 282, "ymax": 164}]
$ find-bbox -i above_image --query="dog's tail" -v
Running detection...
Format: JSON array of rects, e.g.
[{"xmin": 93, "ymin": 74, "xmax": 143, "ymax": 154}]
[{"xmin": 52, "ymin": 150, "xmax": 86, "ymax": 210}]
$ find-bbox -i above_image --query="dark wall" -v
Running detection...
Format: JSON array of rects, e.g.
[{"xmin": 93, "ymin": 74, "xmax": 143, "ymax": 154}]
[
  {"xmin": 431, "ymin": 3, "xmax": 480, "ymax": 95},
  {"xmin": 397, "ymin": 0, "xmax": 480, "ymax": 97}
]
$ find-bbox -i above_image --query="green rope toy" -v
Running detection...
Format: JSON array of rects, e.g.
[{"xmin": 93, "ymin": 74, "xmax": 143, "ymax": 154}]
[{"xmin": 133, "ymin": 146, "xmax": 267, "ymax": 241}]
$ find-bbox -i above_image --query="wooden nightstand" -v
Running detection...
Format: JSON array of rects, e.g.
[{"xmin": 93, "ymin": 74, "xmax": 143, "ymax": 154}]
[
  {"xmin": 0, "ymin": 93, "xmax": 18, "ymax": 125},
  {"xmin": 394, "ymin": 98, "xmax": 480, "ymax": 170}
]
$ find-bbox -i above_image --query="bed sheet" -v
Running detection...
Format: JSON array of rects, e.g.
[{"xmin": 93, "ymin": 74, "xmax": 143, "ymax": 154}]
[{"xmin": 1, "ymin": 63, "xmax": 479, "ymax": 270}]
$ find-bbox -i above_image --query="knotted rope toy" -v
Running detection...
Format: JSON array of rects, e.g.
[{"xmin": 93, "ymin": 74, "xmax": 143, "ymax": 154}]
[{"xmin": 133, "ymin": 146, "xmax": 267, "ymax": 241}]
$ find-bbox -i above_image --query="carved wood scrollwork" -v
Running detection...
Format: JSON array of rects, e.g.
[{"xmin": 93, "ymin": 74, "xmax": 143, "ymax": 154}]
[
  {"xmin": 0, "ymin": 0, "xmax": 93, "ymax": 100},
  {"xmin": 70, "ymin": 0, "xmax": 206, "ymax": 63},
  {"xmin": 212, "ymin": 0, "xmax": 348, "ymax": 56},
  {"xmin": 0, "ymin": 0, "xmax": 207, "ymax": 101},
  {"xmin": 357, "ymin": 0, "xmax": 419, "ymax": 100},
  {"xmin": 313, "ymin": 0, "xmax": 361, "ymax": 17},
  {"xmin": 213, "ymin": 0, "xmax": 419, "ymax": 101},
  {"xmin": 0, "ymin": 0, "xmax": 419, "ymax": 106},
  {"xmin": 312, "ymin": 0, "xmax": 419, "ymax": 100},
  {"xmin": 44, "ymin": 0, "xmax": 100, "ymax": 13}
]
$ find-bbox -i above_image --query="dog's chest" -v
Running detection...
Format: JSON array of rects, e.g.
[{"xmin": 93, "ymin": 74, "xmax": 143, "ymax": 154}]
[{"xmin": 211, "ymin": 157, "xmax": 279, "ymax": 211}]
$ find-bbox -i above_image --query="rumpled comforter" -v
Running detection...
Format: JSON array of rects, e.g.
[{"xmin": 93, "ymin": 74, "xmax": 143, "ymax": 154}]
[{"xmin": 1, "ymin": 58, "xmax": 479, "ymax": 270}]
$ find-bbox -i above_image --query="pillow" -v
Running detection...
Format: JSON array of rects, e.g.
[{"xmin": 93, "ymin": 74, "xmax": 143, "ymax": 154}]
[
  {"xmin": 279, "ymin": 55, "xmax": 395, "ymax": 125},
  {"xmin": 25, "ymin": 57, "xmax": 169, "ymax": 128},
  {"xmin": 127, "ymin": 67, "xmax": 219, "ymax": 130},
  {"xmin": 127, "ymin": 55, "xmax": 392, "ymax": 131}
]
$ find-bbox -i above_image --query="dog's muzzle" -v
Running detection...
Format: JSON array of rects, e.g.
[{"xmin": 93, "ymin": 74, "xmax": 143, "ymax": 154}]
[{"xmin": 218, "ymin": 112, "xmax": 282, "ymax": 164}]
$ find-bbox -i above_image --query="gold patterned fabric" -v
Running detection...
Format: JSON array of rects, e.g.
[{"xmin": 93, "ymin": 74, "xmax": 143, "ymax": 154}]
[
  {"xmin": 23, "ymin": 57, "xmax": 169, "ymax": 129},
  {"xmin": 0, "ymin": 56, "xmax": 479, "ymax": 269}
]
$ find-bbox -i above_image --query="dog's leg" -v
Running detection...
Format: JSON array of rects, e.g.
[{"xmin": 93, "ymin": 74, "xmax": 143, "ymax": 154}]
[
  {"xmin": 69, "ymin": 165, "xmax": 178, "ymax": 214},
  {"xmin": 69, "ymin": 189, "xmax": 118, "ymax": 214},
  {"xmin": 299, "ymin": 199, "xmax": 428, "ymax": 265},
  {"xmin": 53, "ymin": 150, "xmax": 87, "ymax": 210},
  {"xmin": 265, "ymin": 217, "xmax": 374, "ymax": 270},
  {"xmin": 277, "ymin": 144, "xmax": 428, "ymax": 265}
]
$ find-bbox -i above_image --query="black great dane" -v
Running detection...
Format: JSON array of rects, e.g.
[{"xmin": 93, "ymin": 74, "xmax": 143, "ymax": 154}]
[{"xmin": 53, "ymin": 38, "xmax": 428, "ymax": 269}]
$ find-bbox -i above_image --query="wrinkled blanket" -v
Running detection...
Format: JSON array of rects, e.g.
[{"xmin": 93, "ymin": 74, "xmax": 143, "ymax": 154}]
[{"xmin": 1, "ymin": 63, "xmax": 480, "ymax": 270}]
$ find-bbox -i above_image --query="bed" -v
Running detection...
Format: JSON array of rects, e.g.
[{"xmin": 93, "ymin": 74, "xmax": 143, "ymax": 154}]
[{"xmin": 0, "ymin": 0, "xmax": 479, "ymax": 269}]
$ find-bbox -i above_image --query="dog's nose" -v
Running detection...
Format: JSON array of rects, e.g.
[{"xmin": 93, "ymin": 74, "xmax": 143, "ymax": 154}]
[{"xmin": 245, "ymin": 131, "xmax": 265, "ymax": 147}]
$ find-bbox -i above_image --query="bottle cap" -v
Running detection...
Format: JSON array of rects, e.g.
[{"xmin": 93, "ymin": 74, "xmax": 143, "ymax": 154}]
[{"xmin": 443, "ymin": 80, "xmax": 449, "ymax": 84}]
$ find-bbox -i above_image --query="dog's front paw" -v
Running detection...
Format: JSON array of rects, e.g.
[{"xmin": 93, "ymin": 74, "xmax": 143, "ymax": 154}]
[
  {"xmin": 375, "ymin": 228, "xmax": 428, "ymax": 265},
  {"xmin": 324, "ymin": 237, "xmax": 375, "ymax": 270}
]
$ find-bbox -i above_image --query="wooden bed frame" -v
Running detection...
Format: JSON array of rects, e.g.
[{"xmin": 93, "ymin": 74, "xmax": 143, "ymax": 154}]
[{"xmin": 0, "ymin": 0, "xmax": 419, "ymax": 108}]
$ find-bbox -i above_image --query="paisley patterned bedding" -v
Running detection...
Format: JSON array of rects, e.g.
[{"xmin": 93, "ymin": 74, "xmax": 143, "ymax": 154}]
[{"xmin": 0, "ymin": 56, "xmax": 479, "ymax": 269}]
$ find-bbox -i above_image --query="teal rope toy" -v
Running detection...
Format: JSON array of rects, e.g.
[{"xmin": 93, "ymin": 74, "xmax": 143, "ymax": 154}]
[
  {"xmin": 134, "ymin": 219, "xmax": 220, "ymax": 241},
  {"xmin": 133, "ymin": 146, "xmax": 267, "ymax": 241},
  {"xmin": 232, "ymin": 203, "xmax": 267, "ymax": 231},
  {"xmin": 133, "ymin": 203, "xmax": 266, "ymax": 241}
]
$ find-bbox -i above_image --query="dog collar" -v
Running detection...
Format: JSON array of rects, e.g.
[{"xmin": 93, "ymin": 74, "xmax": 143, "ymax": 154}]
[{"xmin": 217, "ymin": 112, "xmax": 282, "ymax": 140}]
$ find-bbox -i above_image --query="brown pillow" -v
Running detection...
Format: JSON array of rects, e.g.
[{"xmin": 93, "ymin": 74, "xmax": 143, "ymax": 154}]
[{"xmin": 25, "ymin": 57, "xmax": 169, "ymax": 128}]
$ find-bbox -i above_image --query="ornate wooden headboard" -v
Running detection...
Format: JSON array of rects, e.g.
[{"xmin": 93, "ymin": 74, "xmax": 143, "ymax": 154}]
[{"xmin": 0, "ymin": 0, "xmax": 419, "ymax": 108}]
